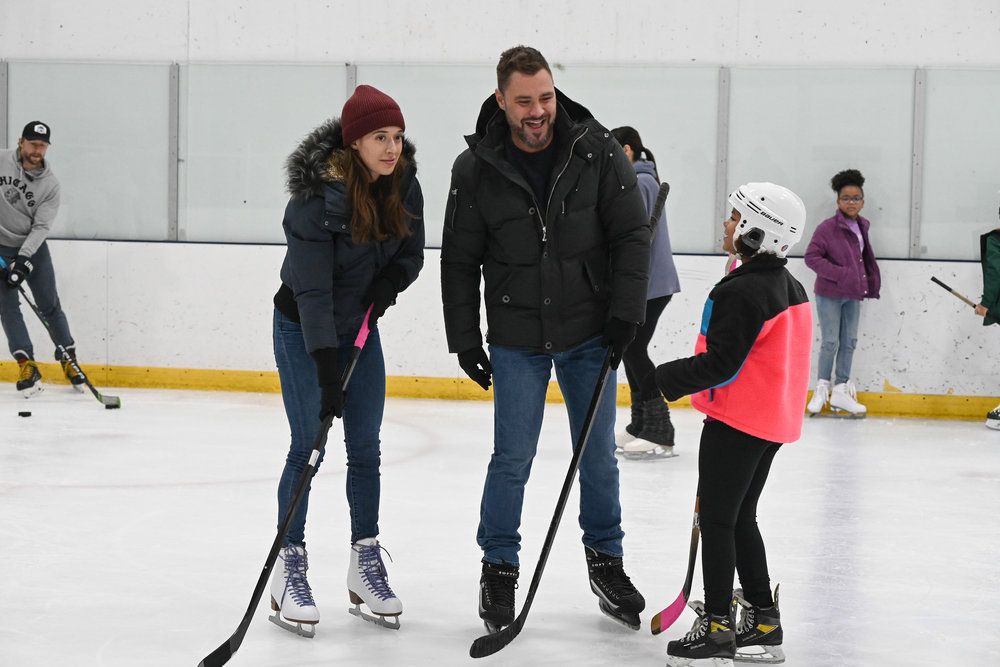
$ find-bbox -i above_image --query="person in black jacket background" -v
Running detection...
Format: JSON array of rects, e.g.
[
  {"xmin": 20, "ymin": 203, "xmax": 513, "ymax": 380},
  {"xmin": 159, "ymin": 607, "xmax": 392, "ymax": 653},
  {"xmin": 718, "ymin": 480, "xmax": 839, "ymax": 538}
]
[
  {"xmin": 269, "ymin": 85, "xmax": 424, "ymax": 636},
  {"xmin": 441, "ymin": 46, "xmax": 651, "ymax": 632}
]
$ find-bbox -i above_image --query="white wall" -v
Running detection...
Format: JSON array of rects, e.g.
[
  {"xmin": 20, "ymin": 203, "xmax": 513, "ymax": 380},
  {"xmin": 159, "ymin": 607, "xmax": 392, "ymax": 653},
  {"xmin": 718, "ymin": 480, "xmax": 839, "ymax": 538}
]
[
  {"xmin": 38, "ymin": 240, "xmax": 998, "ymax": 396},
  {"xmin": 3, "ymin": 1, "xmax": 1000, "ymax": 66}
]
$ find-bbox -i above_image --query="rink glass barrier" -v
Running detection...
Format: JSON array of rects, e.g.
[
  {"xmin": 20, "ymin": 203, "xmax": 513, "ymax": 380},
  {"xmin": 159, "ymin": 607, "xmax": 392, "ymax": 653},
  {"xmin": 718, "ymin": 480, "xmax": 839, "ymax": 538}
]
[{"xmin": 3, "ymin": 61, "xmax": 1000, "ymax": 256}]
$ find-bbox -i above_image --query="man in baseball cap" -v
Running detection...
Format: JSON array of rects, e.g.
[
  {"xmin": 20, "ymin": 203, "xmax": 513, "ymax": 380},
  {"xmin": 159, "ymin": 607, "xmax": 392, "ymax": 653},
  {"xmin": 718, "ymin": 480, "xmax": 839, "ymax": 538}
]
[{"xmin": 1, "ymin": 119, "xmax": 85, "ymax": 396}]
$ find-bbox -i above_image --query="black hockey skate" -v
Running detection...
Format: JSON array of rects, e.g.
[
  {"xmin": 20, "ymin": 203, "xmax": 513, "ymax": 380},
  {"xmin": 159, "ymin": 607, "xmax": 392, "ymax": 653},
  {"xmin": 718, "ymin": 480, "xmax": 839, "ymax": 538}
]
[
  {"xmin": 479, "ymin": 560, "xmax": 518, "ymax": 634},
  {"xmin": 733, "ymin": 585, "xmax": 784, "ymax": 664},
  {"xmin": 665, "ymin": 600, "xmax": 736, "ymax": 666},
  {"xmin": 584, "ymin": 546, "xmax": 645, "ymax": 630}
]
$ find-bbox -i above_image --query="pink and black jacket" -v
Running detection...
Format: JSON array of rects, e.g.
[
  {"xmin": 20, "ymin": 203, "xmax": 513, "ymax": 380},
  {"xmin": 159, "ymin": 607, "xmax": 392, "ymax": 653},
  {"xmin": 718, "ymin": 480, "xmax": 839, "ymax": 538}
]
[{"xmin": 655, "ymin": 254, "xmax": 812, "ymax": 444}]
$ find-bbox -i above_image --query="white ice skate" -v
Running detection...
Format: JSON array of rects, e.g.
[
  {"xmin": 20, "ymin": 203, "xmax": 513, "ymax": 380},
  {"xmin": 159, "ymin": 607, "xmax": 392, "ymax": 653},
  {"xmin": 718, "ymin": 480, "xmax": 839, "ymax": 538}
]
[
  {"xmin": 806, "ymin": 380, "xmax": 829, "ymax": 416},
  {"xmin": 269, "ymin": 544, "xmax": 319, "ymax": 638},
  {"xmin": 986, "ymin": 404, "xmax": 1000, "ymax": 431},
  {"xmin": 622, "ymin": 436, "xmax": 677, "ymax": 460},
  {"xmin": 829, "ymin": 381, "xmax": 866, "ymax": 418},
  {"xmin": 347, "ymin": 538, "xmax": 402, "ymax": 630}
]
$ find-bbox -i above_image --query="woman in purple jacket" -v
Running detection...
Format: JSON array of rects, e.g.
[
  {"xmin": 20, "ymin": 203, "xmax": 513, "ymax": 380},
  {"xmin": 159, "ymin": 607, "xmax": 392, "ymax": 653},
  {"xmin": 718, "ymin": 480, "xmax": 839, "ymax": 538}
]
[{"xmin": 804, "ymin": 169, "xmax": 881, "ymax": 416}]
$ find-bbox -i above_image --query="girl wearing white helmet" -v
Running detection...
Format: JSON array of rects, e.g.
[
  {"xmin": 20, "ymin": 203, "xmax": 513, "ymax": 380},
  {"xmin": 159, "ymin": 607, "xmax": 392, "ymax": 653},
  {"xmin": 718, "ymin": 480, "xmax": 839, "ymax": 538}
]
[{"xmin": 654, "ymin": 182, "xmax": 812, "ymax": 665}]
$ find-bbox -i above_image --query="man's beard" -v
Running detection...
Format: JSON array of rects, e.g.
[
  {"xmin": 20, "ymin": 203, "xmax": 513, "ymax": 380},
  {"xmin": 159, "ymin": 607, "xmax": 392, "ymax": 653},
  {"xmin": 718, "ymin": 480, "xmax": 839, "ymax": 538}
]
[{"xmin": 509, "ymin": 115, "xmax": 553, "ymax": 149}]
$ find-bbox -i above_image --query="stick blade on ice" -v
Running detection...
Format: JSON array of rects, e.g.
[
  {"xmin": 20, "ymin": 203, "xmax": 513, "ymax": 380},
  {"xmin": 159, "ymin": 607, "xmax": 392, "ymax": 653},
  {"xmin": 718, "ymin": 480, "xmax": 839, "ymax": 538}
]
[
  {"xmin": 469, "ymin": 621, "xmax": 521, "ymax": 658},
  {"xmin": 198, "ymin": 638, "xmax": 234, "ymax": 667},
  {"xmin": 650, "ymin": 590, "xmax": 687, "ymax": 635}
]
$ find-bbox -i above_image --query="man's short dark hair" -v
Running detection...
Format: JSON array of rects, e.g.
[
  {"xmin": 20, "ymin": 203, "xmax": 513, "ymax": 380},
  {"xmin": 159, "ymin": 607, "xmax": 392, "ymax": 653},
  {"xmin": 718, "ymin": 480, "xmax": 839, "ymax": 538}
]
[{"xmin": 496, "ymin": 46, "xmax": 552, "ymax": 92}]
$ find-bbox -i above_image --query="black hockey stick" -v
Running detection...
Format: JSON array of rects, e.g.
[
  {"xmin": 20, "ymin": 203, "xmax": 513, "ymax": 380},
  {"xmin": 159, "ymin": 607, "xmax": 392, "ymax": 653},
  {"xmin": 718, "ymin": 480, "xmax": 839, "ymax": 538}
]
[
  {"xmin": 0, "ymin": 256, "xmax": 120, "ymax": 409},
  {"xmin": 930, "ymin": 276, "xmax": 986, "ymax": 312},
  {"xmin": 198, "ymin": 309, "xmax": 374, "ymax": 667},
  {"xmin": 650, "ymin": 495, "xmax": 699, "ymax": 634},
  {"xmin": 469, "ymin": 348, "xmax": 613, "ymax": 659}
]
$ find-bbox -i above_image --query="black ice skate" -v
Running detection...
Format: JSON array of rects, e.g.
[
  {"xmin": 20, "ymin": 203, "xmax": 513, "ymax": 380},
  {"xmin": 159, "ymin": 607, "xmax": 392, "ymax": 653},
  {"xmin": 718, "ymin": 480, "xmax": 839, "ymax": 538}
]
[
  {"xmin": 622, "ymin": 397, "xmax": 678, "ymax": 460},
  {"xmin": 60, "ymin": 349, "xmax": 86, "ymax": 392},
  {"xmin": 665, "ymin": 600, "xmax": 736, "ymax": 666},
  {"xmin": 479, "ymin": 560, "xmax": 518, "ymax": 634},
  {"xmin": 733, "ymin": 586, "xmax": 784, "ymax": 664},
  {"xmin": 584, "ymin": 546, "xmax": 645, "ymax": 630},
  {"xmin": 16, "ymin": 358, "xmax": 43, "ymax": 398}
]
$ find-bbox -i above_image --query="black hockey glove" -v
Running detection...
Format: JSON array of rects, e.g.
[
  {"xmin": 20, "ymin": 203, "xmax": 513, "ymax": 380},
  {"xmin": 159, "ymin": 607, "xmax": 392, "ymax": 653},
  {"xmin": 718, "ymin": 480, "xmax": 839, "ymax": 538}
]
[
  {"xmin": 458, "ymin": 346, "xmax": 492, "ymax": 391},
  {"xmin": 364, "ymin": 264, "xmax": 408, "ymax": 328},
  {"xmin": 601, "ymin": 317, "xmax": 638, "ymax": 370},
  {"xmin": 5, "ymin": 255, "xmax": 33, "ymax": 287},
  {"xmin": 311, "ymin": 347, "xmax": 345, "ymax": 420}
]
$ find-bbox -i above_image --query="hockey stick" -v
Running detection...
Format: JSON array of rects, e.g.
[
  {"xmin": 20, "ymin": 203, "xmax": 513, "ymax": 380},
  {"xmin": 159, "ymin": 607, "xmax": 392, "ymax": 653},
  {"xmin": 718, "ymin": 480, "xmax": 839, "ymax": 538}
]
[
  {"xmin": 930, "ymin": 276, "xmax": 985, "ymax": 311},
  {"xmin": 198, "ymin": 308, "xmax": 373, "ymax": 667},
  {"xmin": 469, "ymin": 348, "xmax": 614, "ymax": 659},
  {"xmin": 0, "ymin": 256, "xmax": 121, "ymax": 408},
  {"xmin": 650, "ymin": 495, "xmax": 699, "ymax": 634}
]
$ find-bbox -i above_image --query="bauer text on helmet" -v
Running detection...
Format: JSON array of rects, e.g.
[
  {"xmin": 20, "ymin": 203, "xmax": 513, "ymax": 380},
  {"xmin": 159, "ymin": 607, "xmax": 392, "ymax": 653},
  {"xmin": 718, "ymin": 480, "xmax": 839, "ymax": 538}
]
[{"xmin": 728, "ymin": 183, "xmax": 806, "ymax": 258}]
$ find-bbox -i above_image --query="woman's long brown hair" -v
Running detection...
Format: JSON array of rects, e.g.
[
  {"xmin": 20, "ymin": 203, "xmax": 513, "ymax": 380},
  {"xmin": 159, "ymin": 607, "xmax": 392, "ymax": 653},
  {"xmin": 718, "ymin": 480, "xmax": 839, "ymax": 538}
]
[{"xmin": 344, "ymin": 149, "xmax": 413, "ymax": 243}]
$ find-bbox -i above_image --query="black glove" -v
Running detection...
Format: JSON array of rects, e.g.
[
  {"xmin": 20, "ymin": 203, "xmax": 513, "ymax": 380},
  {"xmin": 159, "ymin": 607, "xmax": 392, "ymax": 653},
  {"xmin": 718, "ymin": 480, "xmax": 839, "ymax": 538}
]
[
  {"xmin": 365, "ymin": 264, "xmax": 408, "ymax": 328},
  {"xmin": 601, "ymin": 317, "xmax": 638, "ymax": 370},
  {"xmin": 458, "ymin": 346, "xmax": 492, "ymax": 391},
  {"xmin": 312, "ymin": 347, "xmax": 345, "ymax": 420},
  {"xmin": 5, "ymin": 255, "xmax": 33, "ymax": 287}
]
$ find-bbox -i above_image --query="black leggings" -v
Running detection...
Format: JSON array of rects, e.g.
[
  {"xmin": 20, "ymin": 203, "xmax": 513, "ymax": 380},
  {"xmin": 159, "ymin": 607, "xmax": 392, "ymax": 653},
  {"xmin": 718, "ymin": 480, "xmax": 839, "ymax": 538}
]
[
  {"xmin": 698, "ymin": 419, "xmax": 781, "ymax": 616},
  {"xmin": 622, "ymin": 294, "xmax": 672, "ymax": 401}
]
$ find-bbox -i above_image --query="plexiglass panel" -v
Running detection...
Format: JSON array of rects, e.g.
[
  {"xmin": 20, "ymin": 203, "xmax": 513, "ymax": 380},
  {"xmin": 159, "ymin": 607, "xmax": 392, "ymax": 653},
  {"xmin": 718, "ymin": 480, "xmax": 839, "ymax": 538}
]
[
  {"xmin": 356, "ymin": 64, "xmax": 496, "ymax": 248},
  {"xmin": 729, "ymin": 68, "xmax": 915, "ymax": 258},
  {"xmin": 548, "ymin": 65, "xmax": 720, "ymax": 253},
  {"xmin": 179, "ymin": 64, "xmax": 346, "ymax": 243},
  {"xmin": 922, "ymin": 69, "xmax": 1000, "ymax": 261},
  {"xmin": 7, "ymin": 62, "xmax": 171, "ymax": 240}
]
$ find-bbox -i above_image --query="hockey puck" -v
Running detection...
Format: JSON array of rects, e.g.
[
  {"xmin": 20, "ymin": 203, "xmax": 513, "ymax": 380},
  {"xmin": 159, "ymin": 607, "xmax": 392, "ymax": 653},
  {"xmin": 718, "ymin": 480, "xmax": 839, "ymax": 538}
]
[
  {"xmin": 18, "ymin": 411, "xmax": 31, "ymax": 417},
  {"xmin": 105, "ymin": 404, "xmax": 120, "ymax": 410}
]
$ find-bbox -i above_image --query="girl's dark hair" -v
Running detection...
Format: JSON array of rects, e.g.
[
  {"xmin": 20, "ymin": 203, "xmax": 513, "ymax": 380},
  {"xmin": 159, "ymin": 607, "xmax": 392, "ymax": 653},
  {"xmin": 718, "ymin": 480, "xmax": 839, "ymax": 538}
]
[
  {"xmin": 611, "ymin": 126, "xmax": 657, "ymax": 166},
  {"xmin": 831, "ymin": 168, "xmax": 865, "ymax": 193},
  {"xmin": 344, "ymin": 150, "xmax": 413, "ymax": 243}
]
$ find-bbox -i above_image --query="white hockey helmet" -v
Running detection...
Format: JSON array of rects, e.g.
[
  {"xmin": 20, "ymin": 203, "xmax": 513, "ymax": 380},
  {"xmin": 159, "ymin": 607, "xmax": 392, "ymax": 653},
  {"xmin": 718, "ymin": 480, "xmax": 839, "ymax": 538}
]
[{"xmin": 728, "ymin": 182, "xmax": 806, "ymax": 258}]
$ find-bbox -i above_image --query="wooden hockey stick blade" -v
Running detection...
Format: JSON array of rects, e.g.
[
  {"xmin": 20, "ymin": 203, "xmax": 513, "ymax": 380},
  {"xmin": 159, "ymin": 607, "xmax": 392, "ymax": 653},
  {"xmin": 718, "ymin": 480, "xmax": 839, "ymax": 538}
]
[
  {"xmin": 930, "ymin": 276, "xmax": 978, "ymax": 308},
  {"xmin": 650, "ymin": 590, "xmax": 687, "ymax": 635}
]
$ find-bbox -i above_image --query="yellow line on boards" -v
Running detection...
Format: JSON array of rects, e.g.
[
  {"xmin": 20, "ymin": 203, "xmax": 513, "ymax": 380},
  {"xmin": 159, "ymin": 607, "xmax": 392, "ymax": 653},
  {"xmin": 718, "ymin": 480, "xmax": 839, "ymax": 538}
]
[{"xmin": 0, "ymin": 362, "xmax": 994, "ymax": 421}]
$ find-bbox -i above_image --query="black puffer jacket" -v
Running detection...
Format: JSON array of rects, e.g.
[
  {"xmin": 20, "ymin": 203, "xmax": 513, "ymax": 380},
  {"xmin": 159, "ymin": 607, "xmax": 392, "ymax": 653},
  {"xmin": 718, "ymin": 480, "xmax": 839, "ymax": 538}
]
[
  {"xmin": 441, "ymin": 90, "xmax": 650, "ymax": 354},
  {"xmin": 274, "ymin": 119, "xmax": 424, "ymax": 353}
]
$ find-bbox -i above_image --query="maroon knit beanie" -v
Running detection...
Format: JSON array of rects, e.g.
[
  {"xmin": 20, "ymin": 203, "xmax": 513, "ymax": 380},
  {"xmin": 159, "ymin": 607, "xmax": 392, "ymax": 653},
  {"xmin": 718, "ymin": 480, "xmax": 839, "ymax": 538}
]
[{"xmin": 341, "ymin": 85, "xmax": 405, "ymax": 146}]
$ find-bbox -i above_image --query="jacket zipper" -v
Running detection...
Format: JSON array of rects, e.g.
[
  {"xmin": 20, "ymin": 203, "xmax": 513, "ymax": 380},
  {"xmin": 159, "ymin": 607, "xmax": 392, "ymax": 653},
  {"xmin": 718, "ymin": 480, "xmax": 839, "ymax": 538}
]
[{"xmin": 537, "ymin": 127, "xmax": 589, "ymax": 246}]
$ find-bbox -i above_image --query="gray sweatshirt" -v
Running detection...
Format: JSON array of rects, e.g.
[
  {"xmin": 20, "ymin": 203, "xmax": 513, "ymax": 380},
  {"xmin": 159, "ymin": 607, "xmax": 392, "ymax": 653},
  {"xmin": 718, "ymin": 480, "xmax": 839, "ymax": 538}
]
[{"xmin": 0, "ymin": 148, "xmax": 61, "ymax": 257}]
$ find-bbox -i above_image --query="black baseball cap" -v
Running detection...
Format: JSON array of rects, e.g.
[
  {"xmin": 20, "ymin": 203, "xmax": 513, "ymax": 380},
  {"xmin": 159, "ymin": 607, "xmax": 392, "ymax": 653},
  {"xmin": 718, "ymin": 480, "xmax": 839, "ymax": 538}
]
[{"xmin": 21, "ymin": 121, "xmax": 52, "ymax": 144}]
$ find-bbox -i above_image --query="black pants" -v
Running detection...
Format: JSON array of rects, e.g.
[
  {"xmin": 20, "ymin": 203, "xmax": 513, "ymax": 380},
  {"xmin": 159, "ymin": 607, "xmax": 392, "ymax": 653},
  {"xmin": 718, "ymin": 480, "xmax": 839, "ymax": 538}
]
[
  {"xmin": 622, "ymin": 294, "xmax": 671, "ymax": 401},
  {"xmin": 698, "ymin": 419, "xmax": 781, "ymax": 616}
]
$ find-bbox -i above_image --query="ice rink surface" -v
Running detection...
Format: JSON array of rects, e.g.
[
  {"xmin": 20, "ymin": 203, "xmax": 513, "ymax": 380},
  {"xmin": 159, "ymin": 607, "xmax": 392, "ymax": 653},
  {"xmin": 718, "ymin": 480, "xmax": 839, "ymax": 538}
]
[{"xmin": 2, "ymin": 385, "xmax": 998, "ymax": 667}]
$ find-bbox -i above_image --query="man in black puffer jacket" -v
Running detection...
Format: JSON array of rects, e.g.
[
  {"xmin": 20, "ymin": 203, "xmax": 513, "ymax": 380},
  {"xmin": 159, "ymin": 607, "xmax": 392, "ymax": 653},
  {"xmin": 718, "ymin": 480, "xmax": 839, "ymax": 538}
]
[{"xmin": 441, "ymin": 46, "xmax": 651, "ymax": 632}]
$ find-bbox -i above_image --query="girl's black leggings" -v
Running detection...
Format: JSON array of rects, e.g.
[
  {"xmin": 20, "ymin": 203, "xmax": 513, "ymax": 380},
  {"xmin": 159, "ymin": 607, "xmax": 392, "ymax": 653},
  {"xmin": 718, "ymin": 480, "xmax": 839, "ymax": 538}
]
[{"xmin": 697, "ymin": 419, "xmax": 782, "ymax": 616}]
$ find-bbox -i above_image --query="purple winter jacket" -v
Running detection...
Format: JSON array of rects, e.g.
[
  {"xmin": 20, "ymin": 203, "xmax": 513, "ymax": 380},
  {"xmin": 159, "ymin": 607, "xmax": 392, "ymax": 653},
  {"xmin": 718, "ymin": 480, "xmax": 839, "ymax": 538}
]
[{"xmin": 804, "ymin": 210, "xmax": 881, "ymax": 300}]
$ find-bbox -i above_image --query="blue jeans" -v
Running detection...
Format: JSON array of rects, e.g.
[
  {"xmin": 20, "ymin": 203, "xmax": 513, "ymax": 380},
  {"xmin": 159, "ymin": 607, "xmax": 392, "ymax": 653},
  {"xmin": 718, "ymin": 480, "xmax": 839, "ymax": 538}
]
[
  {"xmin": 815, "ymin": 295, "xmax": 861, "ymax": 385},
  {"xmin": 0, "ymin": 242, "xmax": 75, "ymax": 361},
  {"xmin": 478, "ymin": 335, "xmax": 624, "ymax": 565},
  {"xmin": 273, "ymin": 309, "xmax": 385, "ymax": 546}
]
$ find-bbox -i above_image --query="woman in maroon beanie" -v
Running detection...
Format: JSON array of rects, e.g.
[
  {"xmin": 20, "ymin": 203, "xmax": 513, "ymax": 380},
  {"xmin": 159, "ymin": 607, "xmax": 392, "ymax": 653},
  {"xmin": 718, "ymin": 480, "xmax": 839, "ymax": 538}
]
[
  {"xmin": 804, "ymin": 168, "xmax": 881, "ymax": 417},
  {"xmin": 268, "ymin": 85, "xmax": 424, "ymax": 635}
]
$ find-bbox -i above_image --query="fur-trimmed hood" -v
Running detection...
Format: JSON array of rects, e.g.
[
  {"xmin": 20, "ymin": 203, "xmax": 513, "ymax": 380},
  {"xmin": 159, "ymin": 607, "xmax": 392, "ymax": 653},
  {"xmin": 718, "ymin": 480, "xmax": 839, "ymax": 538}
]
[{"xmin": 284, "ymin": 118, "xmax": 417, "ymax": 199}]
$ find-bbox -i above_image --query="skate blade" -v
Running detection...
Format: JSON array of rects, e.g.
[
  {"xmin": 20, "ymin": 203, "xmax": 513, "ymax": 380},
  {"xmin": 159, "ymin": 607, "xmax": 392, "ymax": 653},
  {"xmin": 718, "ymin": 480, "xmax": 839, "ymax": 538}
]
[
  {"xmin": 598, "ymin": 600, "xmax": 640, "ymax": 631},
  {"xmin": 19, "ymin": 384, "xmax": 43, "ymax": 398},
  {"xmin": 828, "ymin": 409, "xmax": 865, "ymax": 419},
  {"xmin": 70, "ymin": 383, "xmax": 86, "ymax": 393},
  {"xmin": 268, "ymin": 611, "xmax": 316, "ymax": 638},
  {"xmin": 985, "ymin": 419, "xmax": 1000, "ymax": 431},
  {"xmin": 622, "ymin": 446, "xmax": 677, "ymax": 461},
  {"xmin": 735, "ymin": 645, "xmax": 785, "ymax": 663},
  {"xmin": 665, "ymin": 657, "xmax": 734, "ymax": 667},
  {"xmin": 349, "ymin": 604, "xmax": 401, "ymax": 630}
]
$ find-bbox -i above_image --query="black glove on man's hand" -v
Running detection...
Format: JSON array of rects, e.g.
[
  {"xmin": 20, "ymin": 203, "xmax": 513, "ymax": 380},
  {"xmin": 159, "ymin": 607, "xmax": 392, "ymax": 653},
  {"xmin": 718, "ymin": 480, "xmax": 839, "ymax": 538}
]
[
  {"xmin": 365, "ymin": 264, "xmax": 408, "ymax": 328},
  {"xmin": 312, "ymin": 347, "xmax": 345, "ymax": 420},
  {"xmin": 458, "ymin": 346, "xmax": 492, "ymax": 391},
  {"xmin": 601, "ymin": 317, "xmax": 638, "ymax": 370},
  {"xmin": 6, "ymin": 255, "xmax": 33, "ymax": 287}
]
